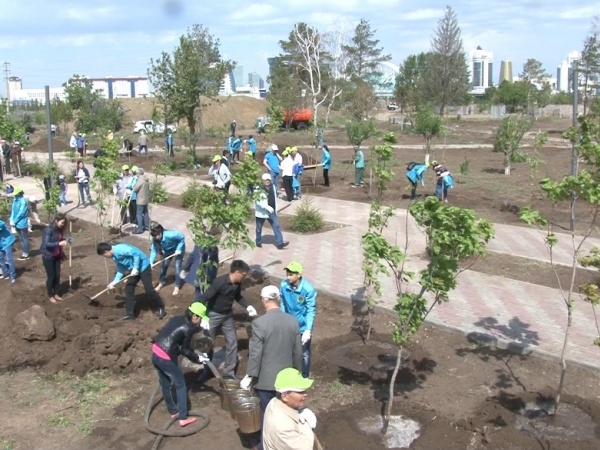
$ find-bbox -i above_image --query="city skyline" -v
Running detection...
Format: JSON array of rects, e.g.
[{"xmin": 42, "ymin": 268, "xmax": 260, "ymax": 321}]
[{"xmin": 0, "ymin": 0, "xmax": 595, "ymax": 95}]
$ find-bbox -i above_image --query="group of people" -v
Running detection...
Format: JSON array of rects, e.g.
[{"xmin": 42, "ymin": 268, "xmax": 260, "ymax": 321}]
[
  {"xmin": 69, "ymin": 132, "xmax": 88, "ymax": 157},
  {"xmin": 262, "ymin": 144, "xmax": 305, "ymax": 202},
  {"xmin": 111, "ymin": 164, "xmax": 151, "ymax": 234},
  {"xmin": 0, "ymin": 139, "xmax": 23, "ymax": 180},
  {"xmin": 405, "ymin": 159, "xmax": 454, "ymax": 201}
]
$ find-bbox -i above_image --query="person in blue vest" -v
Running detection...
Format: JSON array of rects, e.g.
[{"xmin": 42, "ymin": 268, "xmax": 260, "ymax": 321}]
[
  {"xmin": 245, "ymin": 135, "xmax": 257, "ymax": 159},
  {"xmin": 97, "ymin": 242, "xmax": 166, "ymax": 321},
  {"xmin": 0, "ymin": 217, "xmax": 16, "ymax": 283},
  {"xmin": 263, "ymin": 144, "xmax": 282, "ymax": 189},
  {"xmin": 406, "ymin": 162, "xmax": 428, "ymax": 200},
  {"xmin": 180, "ymin": 243, "xmax": 220, "ymax": 301},
  {"xmin": 231, "ymin": 134, "xmax": 242, "ymax": 163},
  {"xmin": 9, "ymin": 186, "xmax": 30, "ymax": 260},
  {"xmin": 352, "ymin": 145, "xmax": 365, "ymax": 187},
  {"xmin": 126, "ymin": 166, "xmax": 139, "ymax": 225},
  {"xmin": 226, "ymin": 133, "xmax": 234, "ymax": 165},
  {"xmin": 321, "ymin": 144, "xmax": 331, "ymax": 187},
  {"xmin": 149, "ymin": 223, "xmax": 186, "ymax": 297},
  {"xmin": 165, "ymin": 131, "xmax": 174, "ymax": 157},
  {"xmin": 76, "ymin": 133, "xmax": 85, "ymax": 157},
  {"xmin": 279, "ymin": 261, "xmax": 317, "ymax": 378}
]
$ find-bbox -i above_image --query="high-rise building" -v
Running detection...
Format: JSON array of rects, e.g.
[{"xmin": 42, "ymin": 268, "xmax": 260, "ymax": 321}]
[
  {"xmin": 498, "ymin": 60, "xmax": 513, "ymax": 84},
  {"xmin": 468, "ymin": 46, "xmax": 494, "ymax": 95},
  {"xmin": 248, "ymin": 72, "xmax": 264, "ymax": 89},
  {"xmin": 557, "ymin": 50, "xmax": 581, "ymax": 92},
  {"xmin": 233, "ymin": 66, "xmax": 244, "ymax": 90}
]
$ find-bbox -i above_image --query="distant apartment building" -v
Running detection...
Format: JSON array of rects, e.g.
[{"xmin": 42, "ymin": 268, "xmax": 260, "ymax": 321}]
[
  {"xmin": 233, "ymin": 65, "xmax": 244, "ymax": 89},
  {"xmin": 557, "ymin": 50, "xmax": 582, "ymax": 92},
  {"xmin": 248, "ymin": 72, "xmax": 264, "ymax": 89},
  {"xmin": 468, "ymin": 46, "xmax": 494, "ymax": 95},
  {"xmin": 9, "ymin": 76, "xmax": 67, "ymax": 105},
  {"xmin": 80, "ymin": 76, "xmax": 149, "ymax": 99},
  {"xmin": 498, "ymin": 60, "xmax": 513, "ymax": 84}
]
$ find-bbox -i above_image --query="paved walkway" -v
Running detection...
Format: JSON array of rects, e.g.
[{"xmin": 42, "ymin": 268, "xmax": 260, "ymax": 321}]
[{"xmin": 10, "ymin": 155, "xmax": 600, "ymax": 371}]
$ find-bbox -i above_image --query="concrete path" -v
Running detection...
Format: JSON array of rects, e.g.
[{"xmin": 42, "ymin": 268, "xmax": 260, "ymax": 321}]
[{"xmin": 8, "ymin": 155, "xmax": 600, "ymax": 371}]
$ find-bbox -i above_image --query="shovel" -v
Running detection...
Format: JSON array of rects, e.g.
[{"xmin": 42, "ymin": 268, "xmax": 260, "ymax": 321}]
[{"xmin": 85, "ymin": 253, "xmax": 177, "ymax": 305}]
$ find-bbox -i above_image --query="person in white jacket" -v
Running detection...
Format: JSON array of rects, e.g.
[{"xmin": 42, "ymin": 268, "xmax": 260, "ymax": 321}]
[
  {"xmin": 255, "ymin": 173, "xmax": 289, "ymax": 250},
  {"xmin": 208, "ymin": 155, "xmax": 231, "ymax": 193}
]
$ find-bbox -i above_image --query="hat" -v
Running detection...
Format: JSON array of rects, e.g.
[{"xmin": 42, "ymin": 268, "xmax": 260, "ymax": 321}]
[
  {"xmin": 282, "ymin": 149, "xmax": 289, "ymax": 156},
  {"xmin": 212, "ymin": 155, "xmax": 222, "ymax": 162},
  {"xmin": 271, "ymin": 144, "xmax": 279, "ymax": 151},
  {"xmin": 188, "ymin": 302, "xmax": 209, "ymax": 322},
  {"xmin": 274, "ymin": 368, "xmax": 314, "ymax": 393},
  {"xmin": 13, "ymin": 141, "xmax": 19, "ymax": 145},
  {"xmin": 261, "ymin": 173, "xmax": 272, "ymax": 181},
  {"xmin": 59, "ymin": 174, "xmax": 65, "ymax": 179},
  {"xmin": 260, "ymin": 285, "xmax": 280, "ymax": 300},
  {"xmin": 284, "ymin": 261, "xmax": 303, "ymax": 274},
  {"xmin": 131, "ymin": 166, "xmax": 138, "ymax": 173},
  {"xmin": 290, "ymin": 146, "xmax": 298, "ymax": 153},
  {"xmin": 13, "ymin": 186, "xmax": 24, "ymax": 196},
  {"xmin": 122, "ymin": 164, "xmax": 130, "ymax": 171}
]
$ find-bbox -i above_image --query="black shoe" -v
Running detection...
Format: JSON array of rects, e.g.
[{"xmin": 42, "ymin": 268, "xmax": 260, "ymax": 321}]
[
  {"xmin": 256, "ymin": 243, "xmax": 262, "ymax": 248},
  {"xmin": 277, "ymin": 242, "xmax": 289, "ymax": 250},
  {"xmin": 132, "ymin": 230, "xmax": 144, "ymax": 235},
  {"xmin": 121, "ymin": 315, "xmax": 135, "ymax": 321},
  {"xmin": 196, "ymin": 369, "xmax": 213, "ymax": 384},
  {"xmin": 156, "ymin": 308, "xmax": 167, "ymax": 319},
  {"xmin": 223, "ymin": 373, "xmax": 241, "ymax": 381}
]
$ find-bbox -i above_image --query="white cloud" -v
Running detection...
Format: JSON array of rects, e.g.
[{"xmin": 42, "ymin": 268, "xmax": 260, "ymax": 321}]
[
  {"xmin": 229, "ymin": 3, "xmax": 278, "ymax": 21},
  {"xmin": 401, "ymin": 8, "xmax": 442, "ymax": 21},
  {"xmin": 557, "ymin": 5, "xmax": 600, "ymax": 20},
  {"xmin": 65, "ymin": 6, "xmax": 116, "ymax": 21}
]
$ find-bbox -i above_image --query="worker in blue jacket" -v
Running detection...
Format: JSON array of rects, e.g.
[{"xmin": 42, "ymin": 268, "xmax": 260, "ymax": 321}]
[
  {"xmin": 149, "ymin": 223, "xmax": 186, "ymax": 296},
  {"xmin": 231, "ymin": 135, "xmax": 242, "ymax": 162},
  {"xmin": 321, "ymin": 144, "xmax": 331, "ymax": 187},
  {"xmin": 0, "ymin": 218, "xmax": 16, "ymax": 282},
  {"xmin": 97, "ymin": 242, "xmax": 166, "ymax": 321},
  {"xmin": 245, "ymin": 135, "xmax": 257, "ymax": 159},
  {"xmin": 180, "ymin": 244, "xmax": 220, "ymax": 300},
  {"xmin": 9, "ymin": 186, "xmax": 30, "ymax": 260},
  {"xmin": 279, "ymin": 261, "xmax": 317, "ymax": 378},
  {"xmin": 406, "ymin": 162, "xmax": 428, "ymax": 200}
]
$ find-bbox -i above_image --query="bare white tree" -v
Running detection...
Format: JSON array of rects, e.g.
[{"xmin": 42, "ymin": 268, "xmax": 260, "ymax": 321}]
[{"xmin": 322, "ymin": 20, "xmax": 351, "ymax": 127}]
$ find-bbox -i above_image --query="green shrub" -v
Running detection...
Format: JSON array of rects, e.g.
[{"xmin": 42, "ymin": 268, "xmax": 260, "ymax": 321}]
[
  {"xmin": 150, "ymin": 181, "xmax": 169, "ymax": 203},
  {"xmin": 181, "ymin": 181, "xmax": 203, "ymax": 208},
  {"xmin": 291, "ymin": 197, "xmax": 323, "ymax": 233},
  {"xmin": 21, "ymin": 157, "xmax": 46, "ymax": 177},
  {"xmin": 459, "ymin": 157, "xmax": 470, "ymax": 175},
  {"xmin": 65, "ymin": 151, "xmax": 76, "ymax": 158}
]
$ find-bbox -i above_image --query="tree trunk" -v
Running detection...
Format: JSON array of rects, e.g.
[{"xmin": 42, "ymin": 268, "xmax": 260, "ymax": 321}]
[
  {"xmin": 504, "ymin": 153, "xmax": 511, "ymax": 175},
  {"xmin": 382, "ymin": 347, "xmax": 402, "ymax": 434},
  {"xmin": 554, "ymin": 306, "xmax": 572, "ymax": 414}
]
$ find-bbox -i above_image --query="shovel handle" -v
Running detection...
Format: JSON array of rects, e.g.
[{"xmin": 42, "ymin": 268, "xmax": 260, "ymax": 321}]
[{"xmin": 89, "ymin": 253, "xmax": 178, "ymax": 301}]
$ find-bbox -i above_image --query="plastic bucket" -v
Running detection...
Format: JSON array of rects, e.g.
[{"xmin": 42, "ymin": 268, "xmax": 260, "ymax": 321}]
[
  {"xmin": 227, "ymin": 390, "xmax": 254, "ymax": 418},
  {"xmin": 233, "ymin": 397, "xmax": 261, "ymax": 434}
]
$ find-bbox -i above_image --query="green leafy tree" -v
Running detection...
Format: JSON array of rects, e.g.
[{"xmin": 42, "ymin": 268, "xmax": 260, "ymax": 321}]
[
  {"xmin": 415, "ymin": 104, "xmax": 443, "ymax": 158},
  {"xmin": 266, "ymin": 57, "xmax": 305, "ymax": 130},
  {"xmin": 492, "ymin": 114, "xmax": 533, "ymax": 175},
  {"xmin": 519, "ymin": 58, "xmax": 549, "ymax": 115},
  {"xmin": 148, "ymin": 24, "xmax": 234, "ymax": 154},
  {"xmin": 0, "ymin": 107, "xmax": 24, "ymax": 141},
  {"xmin": 394, "ymin": 53, "xmax": 429, "ymax": 112},
  {"xmin": 91, "ymin": 138, "xmax": 121, "ymax": 232},
  {"xmin": 425, "ymin": 6, "xmax": 469, "ymax": 115},
  {"xmin": 346, "ymin": 118, "xmax": 376, "ymax": 147},
  {"xmin": 581, "ymin": 24, "xmax": 600, "ymax": 115},
  {"xmin": 519, "ymin": 112, "xmax": 600, "ymax": 413}
]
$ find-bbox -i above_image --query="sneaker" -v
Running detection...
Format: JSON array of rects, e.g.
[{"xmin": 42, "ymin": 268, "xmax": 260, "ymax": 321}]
[
  {"xmin": 172, "ymin": 286, "xmax": 180, "ymax": 296},
  {"xmin": 277, "ymin": 242, "xmax": 289, "ymax": 250},
  {"xmin": 351, "ymin": 184, "xmax": 358, "ymax": 188},
  {"xmin": 10, "ymin": 279, "xmax": 15, "ymax": 284},
  {"xmin": 0, "ymin": 275, "xmax": 6, "ymax": 280},
  {"xmin": 155, "ymin": 283, "xmax": 164, "ymax": 292},
  {"xmin": 156, "ymin": 308, "xmax": 167, "ymax": 319},
  {"xmin": 17, "ymin": 255, "xmax": 29, "ymax": 261},
  {"xmin": 120, "ymin": 315, "xmax": 135, "ymax": 321},
  {"xmin": 255, "ymin": 243, "xmax": 262, "ymax": 248}
]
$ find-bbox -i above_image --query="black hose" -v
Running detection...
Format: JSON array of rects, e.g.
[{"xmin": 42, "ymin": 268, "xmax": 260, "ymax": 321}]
[{"xmin": 144, "ymin": 382, "xmax": 210, "ymax": 450}]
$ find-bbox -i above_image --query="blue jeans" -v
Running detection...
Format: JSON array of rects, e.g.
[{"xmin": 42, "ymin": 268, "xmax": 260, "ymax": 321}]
[
  {"xmin": 0, "ymin": 245, "xmax": 16, "ymax": 280},
  {"xmin": 270, "ymin": 171, "xmax": 279, "ymax": 191},
  {"xmin": 159, "ymin": 252, "xmax": 183, "ymax": 287},
  {"xmin": 136, "ymin": 204, "xmax": 149, "ymax": 232},
  {"xmin": 255, "ymin": 213, "xmax": 283, "ymax": 247},
  {"xmin": 302, "ymin": 339, "xmax": 311, "ymax": 378},
  {"xmin": 151, "ymin": 353, "xmax": 189, "ymax": 419},
  {"xmin": 59, "ymin": 191, "xmax": 67, "ymax": 205},
  {"xmin": 435, "ymin": 183, "xmax": 448, "ymax": 201},
  {"xmin": 16, "ymin": 228, "xmax": 29, "ymax": 256},
  {"xmin": 78, "ymin": 183, "xmax": 92, "ymax": 204}
]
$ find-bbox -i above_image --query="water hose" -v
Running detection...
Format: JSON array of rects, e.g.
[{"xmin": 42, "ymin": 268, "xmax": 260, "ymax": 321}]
[{"xmin": 144, "ymin": 382, "xmax": 210, "ymax": 450}]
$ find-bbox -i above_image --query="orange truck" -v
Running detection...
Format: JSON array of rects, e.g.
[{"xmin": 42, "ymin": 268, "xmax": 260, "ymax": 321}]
[{"xmin": 256, "ymin": 108, "xmax": 313, "ymax": 133}]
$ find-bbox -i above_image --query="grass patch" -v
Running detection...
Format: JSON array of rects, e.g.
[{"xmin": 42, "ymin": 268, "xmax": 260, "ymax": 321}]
[{"xmin": 0, "ymin": 440, "xmax": 15, "ymax": 450}]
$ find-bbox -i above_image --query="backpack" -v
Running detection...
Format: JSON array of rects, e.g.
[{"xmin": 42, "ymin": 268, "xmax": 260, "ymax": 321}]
[{"xmin": 406, "ymin": 162, "xmax": 417, "ymax": 171}]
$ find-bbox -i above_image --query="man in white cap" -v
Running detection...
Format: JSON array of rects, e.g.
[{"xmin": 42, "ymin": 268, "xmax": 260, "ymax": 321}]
[
  {"xmin": 263, "ymin": 144, "xmax": 282, "ymax": 190},
  {"xmin": 254, "ymin": 173, "xmax": 288, "ymax": 250},
  {"xmin": 262, "ymin": 367, "xmax": 317, "ymax": 450},
  {"xmin": 240, "ymin": 286, "xmax": 302, "ymax": 448}
]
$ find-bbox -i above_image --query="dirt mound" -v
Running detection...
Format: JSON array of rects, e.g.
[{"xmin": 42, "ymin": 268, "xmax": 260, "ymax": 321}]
[{"xmin": 27, "ymin": 137, "xmax": 71, "ymax": 153}]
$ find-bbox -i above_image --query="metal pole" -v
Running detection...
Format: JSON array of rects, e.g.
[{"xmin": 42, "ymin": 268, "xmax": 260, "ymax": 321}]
[
  {"xmin": 570, "ymin": 63, "xmax": 578, "ymax": 232},
  {"xmin": 45, "ymin": 86, "xmax": 54, "ymax": 187}
]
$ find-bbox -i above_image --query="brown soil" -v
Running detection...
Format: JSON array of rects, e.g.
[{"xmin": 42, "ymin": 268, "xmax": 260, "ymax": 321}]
[{"xmin": 1, "ymin": 219, "xmax": 600, "ymax": 449}]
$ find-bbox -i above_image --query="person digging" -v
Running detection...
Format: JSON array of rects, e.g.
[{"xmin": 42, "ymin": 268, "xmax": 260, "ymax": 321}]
[
  {"xmin": 97, "ymin": 242, "xmax": 166, "ymax": 321},
  {"xmin": 149, "ymin": 223, "xmax": 185, "ymax": 296}
]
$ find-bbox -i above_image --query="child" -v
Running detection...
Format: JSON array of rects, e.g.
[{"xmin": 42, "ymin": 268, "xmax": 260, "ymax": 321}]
[
  {"xmin": 59, "ymin": 174, "xmax": 68, "ymax": 206},
  {"xmin": 0, "ymin": 218, "xmax": 16, "ymax": 283}
]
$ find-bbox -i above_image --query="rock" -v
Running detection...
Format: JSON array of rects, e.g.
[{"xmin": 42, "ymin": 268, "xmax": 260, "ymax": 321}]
[
  {"xmin": 72, "ymin": 333, "xmax": 94, "ymax": 350},
  {"xmin": 117, "ymin": 352, "xmax": 132, "ymax": 368},
  {"xmin": 57, "ymin": 322, "xmax": 78, "ymax": 342},
  {"xmin": 15, "ymin": 305, "xmax": 55, "ymax": 341}
]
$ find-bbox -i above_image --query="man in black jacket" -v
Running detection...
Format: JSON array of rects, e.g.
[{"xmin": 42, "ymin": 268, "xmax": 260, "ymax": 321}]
[
  {"xmin": 199, "ymin": 259, "xmax": 256, "ymax": 379},
  {"xmin": 1, "ymin": 139, "xmax": 10, "ymax": 177},
  {"xmin": 151, "ymin": 302, "xmax": 210, "ymax": 427}
]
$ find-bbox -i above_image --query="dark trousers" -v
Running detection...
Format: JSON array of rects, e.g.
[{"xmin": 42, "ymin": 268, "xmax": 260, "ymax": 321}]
[
  {"xmin": 124, "ymin": 266, "xmax": 164, "ymax": 317},
  {"xmin": 43, "ymin": 256, "xmax": 61, "ymax": 297},
  {"xmin": 151, "ymin": 353, "xmax": 189, "ymax": 420},
  {"xmin": 128, "ymin": 199, "xmax": 137, "ymax": 224},
  {"xmin": 3, "ymin": 156, "xmax": 10, "ymax": 174},
  {"xmin": 282, "ymin": 176, "xmax": 294, "ymax": 201},
  {"xmin": 255, "ymin": 388, "xmax": 277, "ymax": 450},
  {"xmin": 323, "ymin": 168, "xmax": 329, "ymax": 187},
  {"xmin": 408, "ymin": 179, "xmax": 417, "ymax": 200}
]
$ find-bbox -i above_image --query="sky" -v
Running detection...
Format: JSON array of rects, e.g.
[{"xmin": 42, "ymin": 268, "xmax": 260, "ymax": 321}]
[{"xmin": 0, "ymin": 0, "xmax": 597, "ymax": 95}]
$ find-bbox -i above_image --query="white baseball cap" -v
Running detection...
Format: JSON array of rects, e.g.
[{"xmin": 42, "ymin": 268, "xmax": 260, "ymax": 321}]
[
  {"xmin": 260, "ymin": 285, "xmax": 280, "ymax": 300},
  {"xmin": 271, "ymin": 144, "xmax": 279, "ymax": 151},
  {"xmin": 261, "ymin": 173, "xmax": 272, "ymax": 181}
]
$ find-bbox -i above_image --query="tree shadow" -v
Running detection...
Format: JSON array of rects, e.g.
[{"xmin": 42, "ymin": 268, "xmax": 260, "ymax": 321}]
[
  {"xmin": 473, "ymin": 316, "xmax": 540, "ymax": 348},
  {"xmin": 482, "ymin": 167, "xmax": 507, "ymax": 174}
]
